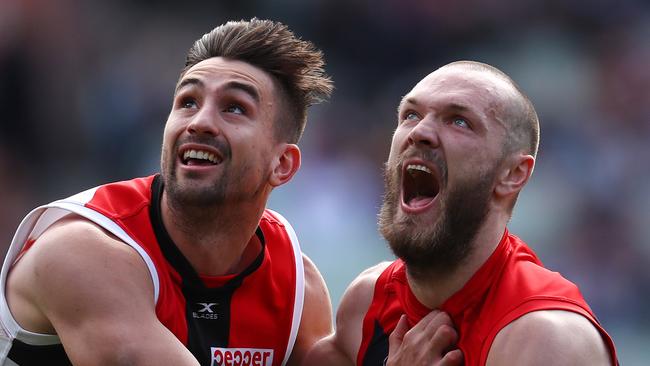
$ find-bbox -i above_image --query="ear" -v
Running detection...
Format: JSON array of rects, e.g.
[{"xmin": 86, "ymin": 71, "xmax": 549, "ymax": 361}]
[
  {"xmin": 494, "ymin": 153, "xmax": 535, "ymax": 198},
  {"xmin": 269, "ymin": 144, "xmax": 301, "ymax": 188}
]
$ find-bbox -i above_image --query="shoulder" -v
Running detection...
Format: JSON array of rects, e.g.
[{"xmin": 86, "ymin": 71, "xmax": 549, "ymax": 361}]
[
  {"xmin": 29, "ymin": 216, "xmax": 149, "ymax": 276},
  {"xmin": 5, "ymin": 215, "xmax": 155, "ymax": 339},
  {"xmin": 13, "ymin": 216, "xmax": 155, "ymax": 313},
  {"xmin": 298, "ymin": 261, "xmax": 393, "ymax": 366},
  {"xmin": 337, "ymin": 261, "xmax": 393, "ymax": 321},
  {"xmin": 335, "ymin": 261, "xmax": 394, "ymax": 359},
  {"xmin": 487, "ymin": 310, "xmax": 613, "ymax": 366},
  {"xmin": 301, "ymin": 254, "xmax": 332, "ymax": 316},
  {"xmin": 340, "ymin": 261, "xmax": 393, "ymax": 314}
]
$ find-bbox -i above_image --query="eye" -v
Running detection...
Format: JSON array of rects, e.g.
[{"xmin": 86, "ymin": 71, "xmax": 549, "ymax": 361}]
[
  {"xmin": 451, "ymin": 117, "xmax": 470, "ymax": 129},
  {"xmin": 402, "ymin": 111, "xmax": 420, "ymax": 123},
  {"xmin": 180, "ymin": 97, "xmax": 198, "ymax": 109},
  {"xmin": 225, "ymin": 104, "xmax": 245, "ymax": 115}
]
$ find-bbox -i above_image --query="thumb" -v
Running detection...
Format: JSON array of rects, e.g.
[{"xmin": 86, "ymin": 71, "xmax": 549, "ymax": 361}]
[{"xmin": 388, "ymin": 314, "xmax": 409, "ymax": 355}]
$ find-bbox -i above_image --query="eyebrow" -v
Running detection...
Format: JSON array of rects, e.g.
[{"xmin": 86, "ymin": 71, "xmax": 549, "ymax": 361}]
[
  {"xmin": 446, "ymin": 102, "xmax": 472, "ymax": 113},
  {"xmin": 175, "ymin": 78, "xmax": 260, "ymax": 103},
  {"xmin": 175, "ymin": 77, "xmax": 203, "ymax": 94},
  {"xmin": 398, "ymin": 96, "xmax": 474, "ymax": 114},
  {"xmin": 223, "ymin": 80, "xmax": 260, "ymax": 103},
  {"xmin": 397, "ymin": 96, "xmax": 419, "ymax": 114}
]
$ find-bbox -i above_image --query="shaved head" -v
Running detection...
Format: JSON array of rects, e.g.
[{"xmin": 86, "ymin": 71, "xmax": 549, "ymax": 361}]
[{"xmin": 438, "ymin": 61, "xmax": 540, "ymax": 158}]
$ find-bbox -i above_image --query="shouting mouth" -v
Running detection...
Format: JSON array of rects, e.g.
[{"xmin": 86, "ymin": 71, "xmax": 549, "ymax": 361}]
[{"xmin": 401, "ymin": 161, "xmax": 441, "ymax": 213}]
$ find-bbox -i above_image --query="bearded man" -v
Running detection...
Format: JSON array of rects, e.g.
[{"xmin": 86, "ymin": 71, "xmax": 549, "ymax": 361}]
[{"xmin": 303, "ymin": 61, "xmax": 618, "ymax": 366}]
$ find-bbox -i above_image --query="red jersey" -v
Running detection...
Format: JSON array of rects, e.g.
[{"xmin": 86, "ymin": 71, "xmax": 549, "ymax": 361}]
[
  {"xmin": 357, "ymin": 230, "xmax": 618, "ymax": 366},
  {"xmin": 0, "ymin": 175, "xmax": 304, "ymax": 366}
]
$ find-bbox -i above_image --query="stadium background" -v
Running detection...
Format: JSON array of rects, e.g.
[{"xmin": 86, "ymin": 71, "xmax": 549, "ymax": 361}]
[{"xmin": 1, "ymin": 0, "xmax": 648, "ymax": 364}]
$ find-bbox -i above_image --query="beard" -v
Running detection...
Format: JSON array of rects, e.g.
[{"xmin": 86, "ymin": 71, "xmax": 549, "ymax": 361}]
[
  {"xmin": 162, "ymin": 136, "xmax": 239, "ymax": 208},
  {"xmin": 378, "ymin": 154, "xmax": 496, "ymax": 279}
]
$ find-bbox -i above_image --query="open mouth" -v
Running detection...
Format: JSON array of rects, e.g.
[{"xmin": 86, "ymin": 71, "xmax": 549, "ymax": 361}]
[
  {"xmin": 180, "ymin": 148, "xmax": 222, "ymax": 166},
  {"xmin": 402, "ymin": 163, "xmax": 440, "ymax": 210}
]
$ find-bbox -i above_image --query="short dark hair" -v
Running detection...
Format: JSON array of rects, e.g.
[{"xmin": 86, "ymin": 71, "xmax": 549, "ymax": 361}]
[
  {"xmin": 442, "ymin": 61, "xmax": 540, "ymax": 158},
  {"xmin": 180, "ymin": 18, "xmax": 333, "ymax": 143}
]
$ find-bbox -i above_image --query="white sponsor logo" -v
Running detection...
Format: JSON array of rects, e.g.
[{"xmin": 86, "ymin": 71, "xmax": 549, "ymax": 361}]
[
  {"xmin": 193, "ymin": 302, "xmax": 219, "ymax": 320},
  {"xmin": 210, "ymin": 347, "xmax": 273, "ymax": 366},
  {"xmin": 198, "ymin": 303, "xmax": 218, "ymax": 313}
]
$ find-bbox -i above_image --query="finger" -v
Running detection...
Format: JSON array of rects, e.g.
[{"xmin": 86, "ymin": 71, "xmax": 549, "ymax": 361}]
[
  {"xmin": 424, "ymin": 311, "xmax": 454, "ymax": 335},
  {"xmin": 409, "ymin": 309, "xmax": 441, "ymax": 333},
  {"xmin": 428, "ymin": 324, "xmax": 459, "ymax": 354},
  {"xmin": 440, "ymin": 349, "xmax": 464, "ymax": 366},
  {"xmin": 388, "ymin": 314, "xmax": 409, "ymax": 355}
]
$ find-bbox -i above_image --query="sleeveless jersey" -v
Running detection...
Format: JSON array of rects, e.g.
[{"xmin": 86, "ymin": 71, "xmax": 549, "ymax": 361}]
[
  {"xmin": 0, "ymin": 175, "xmax": 305, "ymax": 366},
  {"xmin": 357, "ymin": 230, "xmax": 619, "ymax": 366}
]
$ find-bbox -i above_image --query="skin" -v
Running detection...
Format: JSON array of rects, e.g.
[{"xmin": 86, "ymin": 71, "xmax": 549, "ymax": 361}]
[
  {"xmin": 305, "ymin": 64, "xmax": 611, "ymax": 365},
  {"xmin": 6, "ymin": 57, "xmax": 332, "ymax": 365},
  {"xmin": 396, "ymin": 66, "xmax": 611, "ymax": 365},
  {"xmin": 303, "ymin": 262, "xmax": 462, "ymax": 366}
]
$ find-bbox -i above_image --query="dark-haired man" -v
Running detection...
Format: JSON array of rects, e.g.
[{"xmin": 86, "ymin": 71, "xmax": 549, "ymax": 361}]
[
  {"xmin": 0, "ymin": 19, "xmax": 333, "ymax": 366},
  {"xmin": 304, "ymin": 61, "xmax": 618, "ymax": 365}
]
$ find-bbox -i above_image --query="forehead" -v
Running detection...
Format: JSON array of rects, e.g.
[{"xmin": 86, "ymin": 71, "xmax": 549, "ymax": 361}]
[
  {"xmin": 178, "ymin": 57, "xmax": 276, "ymax": 97},
  {"xmin": 401, "ymin": 67, "xmax": 512, "ymax": 114}
]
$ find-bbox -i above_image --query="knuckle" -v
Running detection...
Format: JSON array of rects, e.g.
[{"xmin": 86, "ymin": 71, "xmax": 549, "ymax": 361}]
[
  {"xmin": 435, "ymin": 311, "xmax": 453, "ymax": 324},
  {"xmin": 401, "ymin": 330, "xmax": 414, "ymax": 343},
  {"xmin": 437, "ymin": 324, "xmax": 458, "ymax": 341}
]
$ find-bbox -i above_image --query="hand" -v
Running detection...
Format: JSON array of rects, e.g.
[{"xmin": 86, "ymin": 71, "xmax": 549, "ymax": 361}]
[{"xmin": 386, "ymin": 311, "xmax": 463, "ymax": 366}]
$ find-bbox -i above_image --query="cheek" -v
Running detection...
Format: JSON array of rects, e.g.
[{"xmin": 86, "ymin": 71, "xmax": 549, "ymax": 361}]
[
  {"xmin": 389, "ymin": 133, "xmax": 407, "ymax": 159},
  {"xmin": 392, "ymin": 127, "xmax": 408, "ymax": 146},
  {"xmin": 161, "ymin": 127, "xmax": 176, "ymax": 155}
]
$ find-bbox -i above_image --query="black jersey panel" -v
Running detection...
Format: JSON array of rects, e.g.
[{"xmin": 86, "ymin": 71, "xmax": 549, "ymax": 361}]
[
  {"xmin": 7, "ymin": 339, "xmax": 72, "ymax": 366},
  {"xmin": 362, "ymin": 320, "xmax": 389, "ymax": 366}
]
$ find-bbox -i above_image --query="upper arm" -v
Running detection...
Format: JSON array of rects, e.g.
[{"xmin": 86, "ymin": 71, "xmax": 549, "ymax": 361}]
[
  {"xmin": 486, "ymin": 310, "xmax": 613, "ymax": 366},
  {"xmin": 8, "ymin": 217, "xmax": 198, "ymax": 366},
  {"xmin": 300, "ymin": 261, "xmax": 391, "ymax": 366}
]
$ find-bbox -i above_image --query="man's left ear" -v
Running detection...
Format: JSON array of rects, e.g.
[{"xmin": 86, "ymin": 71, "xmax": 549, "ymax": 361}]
[
  {"xmin": 494, "ymin": 154, "xmax": 535, "ymax": 198},
  {"xmin": 269, "ymin": 144, "xmax": 301, "ymax": 188}
]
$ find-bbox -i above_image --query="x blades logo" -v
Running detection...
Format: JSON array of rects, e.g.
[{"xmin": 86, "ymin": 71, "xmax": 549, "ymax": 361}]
[
  {"xmin": 198, "ymin": 303, "xmax": 218, "ymax": 313},
  {"xmin": 193, "ymin": 302, "xmax": 219, "ymax": 320}
]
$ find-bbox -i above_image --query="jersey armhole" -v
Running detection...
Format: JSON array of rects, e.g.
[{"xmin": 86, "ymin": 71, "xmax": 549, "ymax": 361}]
[
  {"xmin": 265, "ymin": 209, "xmax": 305, "ymax": 366},
  {"xmin": 0, "ymin": 192, "xmax": 160, "ymax": 349},
  {"xmin": 480, "ymin": 298, "xmax": 619, "ymax": 366},
  {"xmin": 356, "ymin": 263, "xmax": 394, "ymax": 366}
]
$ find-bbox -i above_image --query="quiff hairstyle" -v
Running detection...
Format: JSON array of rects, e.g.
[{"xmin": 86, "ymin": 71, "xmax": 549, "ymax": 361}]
[
  {"xmin": 441, "ymin": 61, "xmax": 540, "ymax": 159},
  {"xmin": 179, "ymin": 18, "xmax": 333, "ymax": 143}
]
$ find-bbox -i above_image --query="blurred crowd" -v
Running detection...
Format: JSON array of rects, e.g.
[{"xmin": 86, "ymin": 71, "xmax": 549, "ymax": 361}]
[{"xmin": 1, "ymin": 0, "xmax": 648, "ymax": 364}]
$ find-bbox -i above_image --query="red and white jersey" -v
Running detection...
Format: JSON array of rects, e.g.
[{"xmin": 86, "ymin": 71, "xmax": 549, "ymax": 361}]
[
  {"xmin": 0, "ymin": 175, "xmax": 305, "ymax": 366},
  {"xmin": 357, "ymin": 230, "xmax": 619, "ymax": 366}
]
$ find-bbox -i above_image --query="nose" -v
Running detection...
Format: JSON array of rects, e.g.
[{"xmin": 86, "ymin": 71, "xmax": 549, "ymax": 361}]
[
  {"xmin": 407, "ymin": 116, "xmax": 439, "ymax": 148},
  {"xmin": 186, "ymin": 104, "xmax": 220, "ymax": 136}
]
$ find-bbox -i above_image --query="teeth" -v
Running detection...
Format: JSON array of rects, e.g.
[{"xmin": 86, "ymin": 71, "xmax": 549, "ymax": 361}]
[
  {"xmin": 183, "ymin": 149, "xmax": 219, "ymax": 163},
  {"xmin": 407, "ymin": 164, "xmax": 431, "ymax": 174}
]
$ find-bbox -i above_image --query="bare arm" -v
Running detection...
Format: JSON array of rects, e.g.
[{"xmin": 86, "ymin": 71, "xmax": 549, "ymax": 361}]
[
  {"xmin": 486, "ymin": 310, "xmax": 613, "ymax": 366},
  {"xmin": 6, "ymin": 217, "xmax": 199, "ymax": 366},
  {"xmin": 286, "ymin": 255, "xmax": 334, "ymax": 366},
  {"xmin": 302, "ymin": 262, "xmax": 390, "ymax": 366}
]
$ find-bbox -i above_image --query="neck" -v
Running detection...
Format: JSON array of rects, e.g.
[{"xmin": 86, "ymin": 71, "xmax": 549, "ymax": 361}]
[
  {"xmin": 161, "ymin": 191, "xmax": 267, "ymax": 276},
  {"xmin": 407, "ymin": 211, "xmax": 508, "ymax": 309}
]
